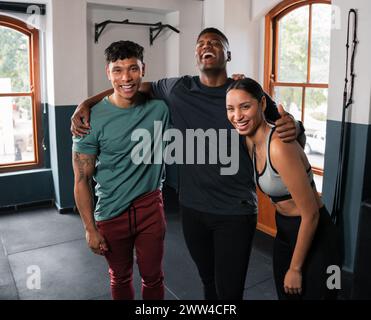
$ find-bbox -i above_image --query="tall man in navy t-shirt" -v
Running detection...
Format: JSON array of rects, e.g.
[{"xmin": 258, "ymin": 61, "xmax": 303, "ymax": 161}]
[{"xmin": 71, "ymin": 28, "xmax": 302, "ymax": 300}]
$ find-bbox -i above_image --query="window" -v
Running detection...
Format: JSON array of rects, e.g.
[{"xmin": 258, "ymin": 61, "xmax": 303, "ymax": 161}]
[
  {"xmin": 0, "ymin": 15, "xmax": 42, "ymax": 172},
  {"xmin": 265, "ymin": 0, "xmax": 331, "ymax": 192}
]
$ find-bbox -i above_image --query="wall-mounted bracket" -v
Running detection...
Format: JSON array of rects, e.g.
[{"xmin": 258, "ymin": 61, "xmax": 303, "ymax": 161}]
[{"xmin": 94, "ymin": 19, "xmax": 180, "ymax": 45}]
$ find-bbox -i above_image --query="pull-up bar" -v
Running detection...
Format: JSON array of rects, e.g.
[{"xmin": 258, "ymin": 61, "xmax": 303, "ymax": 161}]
[{"xmin": 94, "ymin": 19, "xmax": 180, "ymax": 45}]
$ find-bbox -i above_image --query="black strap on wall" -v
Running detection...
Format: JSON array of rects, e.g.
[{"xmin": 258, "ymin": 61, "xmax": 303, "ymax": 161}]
[
  {"xmin": 331, "ymin": 9, "xmax": 358, "ymax": 224},
  {"xmin": 0, "ymin": 1, "xmax": 46, "ymax": 15}
]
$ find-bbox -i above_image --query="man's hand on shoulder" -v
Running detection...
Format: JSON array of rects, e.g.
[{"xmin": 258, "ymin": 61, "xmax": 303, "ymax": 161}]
[
  {"xmin": 275, "ymin": 104, "xmax": 297, "ymax": 143},
  {"xmin": 71, "ymin": 103, "xmax": 91, "ymax": 137},
  {"xmin": 71, "ymin": 88, "xmax": 114, "ymax": 137}
]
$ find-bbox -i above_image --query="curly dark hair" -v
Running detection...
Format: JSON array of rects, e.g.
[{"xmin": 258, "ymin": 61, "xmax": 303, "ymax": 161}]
[{"xmin": 104, "ymin": 40, "xmax": 144, "ymax": 64}]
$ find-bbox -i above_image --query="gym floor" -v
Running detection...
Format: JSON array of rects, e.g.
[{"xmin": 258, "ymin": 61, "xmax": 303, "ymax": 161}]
[{"xmin": 0, "ymin": 186, "xmax": 277, "ymax": 300}]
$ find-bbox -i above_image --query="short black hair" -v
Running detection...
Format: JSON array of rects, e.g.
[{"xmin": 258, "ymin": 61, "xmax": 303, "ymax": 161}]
[
  {"xmin": 104, "ymin": 40, "xmax": 144, "ymax": 64},
  {"xmin": 197, "ymin": 27, "xmax": 229, "ymax": 45},
  {"xmin": 227, "ymin": 78, "xmax": 265, "ymax": 102}
]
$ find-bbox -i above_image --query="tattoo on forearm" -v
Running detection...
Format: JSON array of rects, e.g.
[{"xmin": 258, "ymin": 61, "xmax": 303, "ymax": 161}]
[{"xmin": 74, "ymin": 152, "xmax": 95, "ymax": 182}]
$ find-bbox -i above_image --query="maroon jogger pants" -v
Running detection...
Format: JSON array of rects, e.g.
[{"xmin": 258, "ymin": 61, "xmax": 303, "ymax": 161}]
[{"xmin": 96, "ymin": 189, "xmax": 166, "ymax": 300}]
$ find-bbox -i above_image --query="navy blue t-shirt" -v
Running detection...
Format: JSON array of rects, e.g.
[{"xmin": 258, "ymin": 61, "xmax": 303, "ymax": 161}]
[{"xmin": 152, "ymin": 76, "xmax": 279, "ymax": 215}]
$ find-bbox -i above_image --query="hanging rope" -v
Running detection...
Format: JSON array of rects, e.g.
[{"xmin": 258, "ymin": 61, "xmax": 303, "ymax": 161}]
[{"xmin": 331, "ymin": 9, "xmax": 358, "ymax": 224}]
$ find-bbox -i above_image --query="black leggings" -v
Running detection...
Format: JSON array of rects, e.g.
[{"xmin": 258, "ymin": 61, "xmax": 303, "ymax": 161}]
[
  {"xmin": 273, "ymin": 206, "xmax": 341, "ymax": 300},
  {"xmin": 181, "ymin": 205, "xmax": 257, "ymax": 300}
]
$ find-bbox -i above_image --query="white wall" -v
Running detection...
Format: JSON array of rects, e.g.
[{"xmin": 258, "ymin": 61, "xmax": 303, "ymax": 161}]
[
  {"xmin": 86, "ymin": 1, "xmax": 202, "ymax": 95},
  {"xmin": 2, "ymin": 0, "xmax": 203, "ymax": 104},
  {"xmin": 204, "ymin": 0, "xmax": 224, "ymax": 30},
  {"xmin": 203, "ymin": 0, "xmax": 260, "ymax": 78},
  {"xmin": 86, "ymin": 0, "xmax": 202, "ymax": 79},
  {"xmin": 44, "ymin": 0, "xmax": 54, "ymax": 106},
  {"xmin": 7, "ymin": 0, "xmax": 90, "ymax": 106},
  {"xmin": 224, "ymin": 0, "xmax": 258, "ymax": 77},
  {"xmin": 252, "ymin": 0, "xmax": 281, "ymax": 20},
  {"xmin": 50, "ymin": 0, "xmax": 88, "ymax": 106},
  {"xmin": 177, "ymin": 0, "xmax": 203, "ymax": 76},
  {"xmin": 5, "ymin": 0, "xmax": 90, "ymax": 107},
  {"xmin": 87, "ymin": 0, "xmax": 181, "ymax": 12},
  {"xmin": 164, "ymin": 11, "xmax": 180, "ymax": 78},
  {"xmin": 252, "ymin": 0, "xmax": 281, "ymax": 84},
  {"xmin": 87, "ymin": 5, "xmax": 169, "ymax": 95},
  {"xmin": 327, "ymin": 0, "xmax": 371, "ymax": 125}
]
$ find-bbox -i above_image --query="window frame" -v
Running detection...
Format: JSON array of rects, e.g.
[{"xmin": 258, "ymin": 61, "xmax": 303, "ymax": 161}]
[
  {"xmin": 0, "ymin": 14, "xmax": 42, "ymax": 173},
  {"xmin": 264, "ymin": 0, "xmax": 331, "ymax": 176}
]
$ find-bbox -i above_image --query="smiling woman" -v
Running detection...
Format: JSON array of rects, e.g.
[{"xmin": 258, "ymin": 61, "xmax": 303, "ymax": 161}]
[
  {"xmin": 0, "ymin": 15, "xmax": 42, "ymax": 173},
  {"xmin": 226, "ymin": 78, "xmax": 340, "ymax": 300}
]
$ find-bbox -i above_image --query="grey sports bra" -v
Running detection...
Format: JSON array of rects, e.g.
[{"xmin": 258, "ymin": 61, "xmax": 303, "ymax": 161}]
[{"xmin": 252, "ymin": 126, "xmax": 314, "ymax": 203}]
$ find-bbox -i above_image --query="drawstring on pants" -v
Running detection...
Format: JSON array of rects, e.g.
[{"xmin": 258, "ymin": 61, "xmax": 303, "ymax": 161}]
[{"xmin": 128, "ymin": 204, "xmax": 137, "ymax": 235}]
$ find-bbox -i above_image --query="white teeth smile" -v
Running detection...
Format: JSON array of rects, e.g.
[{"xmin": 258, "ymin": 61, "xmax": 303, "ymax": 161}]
[
  {"xmin": 120, "ymin": 84, "xmax": 135, "ymax": 91},
  {"xmin": 236, "ymin": 121, "xmax": 249, "ymax": 129},
  {"xmin": 202, "ymin": 52, "xmax": 216, "ymax": 59}
]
